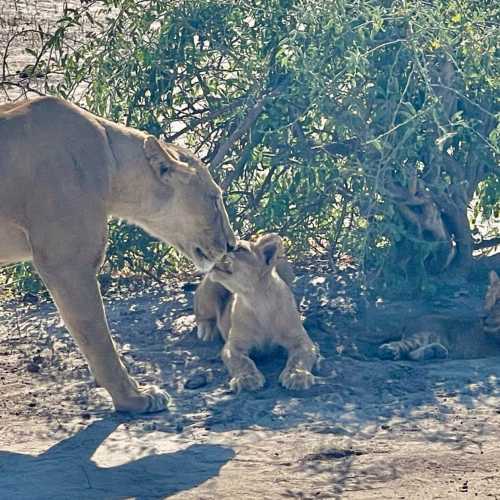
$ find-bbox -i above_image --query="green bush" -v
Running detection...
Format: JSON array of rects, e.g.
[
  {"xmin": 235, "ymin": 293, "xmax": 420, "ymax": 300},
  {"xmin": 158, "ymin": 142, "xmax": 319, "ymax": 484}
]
[{"xmin": 1, "ymin": 0, "xmax": 498, "ymax": 296}]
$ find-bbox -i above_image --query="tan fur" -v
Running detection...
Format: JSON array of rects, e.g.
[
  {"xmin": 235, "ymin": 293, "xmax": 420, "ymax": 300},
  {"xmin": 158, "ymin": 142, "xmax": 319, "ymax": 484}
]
[
  {"xmin": 194, "ymin": 254, "xmax": 295, "ymax": 342},
  {"xmin": 0, "ymin": 97, "xmax": 236, "ymax": 413},
  {"xmin": 379, "ymin": 271, "xmax": 500, "ymax": 361},
  {"xmin": 194, "ymin": 234, "xmax": 318, "ymax": 392}
]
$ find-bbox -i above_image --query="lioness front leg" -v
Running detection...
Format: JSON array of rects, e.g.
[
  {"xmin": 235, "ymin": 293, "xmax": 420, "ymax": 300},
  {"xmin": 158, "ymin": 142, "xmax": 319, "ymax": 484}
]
[
  {"xmin": 279, "ymin": 329, "xmax": 317, "ymax": 390},
  {"xmin": 35, "ymin": 263, "xmax": 169, "ymax": 413},
  {"xmin": 221, "ymin": 340, "xmax": 265, "ymax": 393}
]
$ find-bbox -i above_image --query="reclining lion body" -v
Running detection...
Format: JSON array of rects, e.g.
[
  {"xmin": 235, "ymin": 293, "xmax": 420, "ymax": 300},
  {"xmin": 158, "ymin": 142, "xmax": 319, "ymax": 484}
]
[
  {"xmin": 378, "ymin": 271, "xmax": 500, "ymax": 361},
  {"xmin": 0, "ymin": 97, "xmax": 235, "ymax": 412}
]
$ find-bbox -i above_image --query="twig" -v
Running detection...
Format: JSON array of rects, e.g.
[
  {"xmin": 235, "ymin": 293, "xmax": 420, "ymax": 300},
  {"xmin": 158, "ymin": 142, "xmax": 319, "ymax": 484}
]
[{"xmin": 214, "ymin": 87, "xmax": 283, "ymax": 179}]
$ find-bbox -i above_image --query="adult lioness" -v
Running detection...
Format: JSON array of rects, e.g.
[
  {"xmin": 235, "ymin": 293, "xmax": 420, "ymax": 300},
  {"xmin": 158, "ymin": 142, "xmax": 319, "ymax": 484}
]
[{"xmin": 0, "ymin": 96, "xmax": 236, "ymax": 413}]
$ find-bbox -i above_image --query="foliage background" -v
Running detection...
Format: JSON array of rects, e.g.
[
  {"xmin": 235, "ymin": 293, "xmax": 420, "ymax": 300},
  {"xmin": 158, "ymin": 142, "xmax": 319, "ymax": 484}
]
[{"xmin": 1, "ymin": 0, "xmax": 499, "ymax": 297}]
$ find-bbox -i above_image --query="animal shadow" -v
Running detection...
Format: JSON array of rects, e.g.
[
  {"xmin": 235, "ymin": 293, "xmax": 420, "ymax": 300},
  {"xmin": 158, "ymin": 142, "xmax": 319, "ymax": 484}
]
[{"xmin": 0, "ymin": 417, "xmax": 234, "ymax": 499}]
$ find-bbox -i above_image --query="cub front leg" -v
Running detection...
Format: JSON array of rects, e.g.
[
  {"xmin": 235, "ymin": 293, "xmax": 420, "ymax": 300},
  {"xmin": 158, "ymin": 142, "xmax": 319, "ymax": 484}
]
[
  {"xmin": 279, "ymin": 329, "xmax": 318, "ymax": 390},
  {"xmin": 35, "ymin": 262, "xmax": 169, "ymax": 413},
  {"xmin": 196, "ymin": 319, "xmax": 220, "ymax": 342},
  {"xmin": 221, "ymin": 339, "xmax": 265, "ymax": 393}
]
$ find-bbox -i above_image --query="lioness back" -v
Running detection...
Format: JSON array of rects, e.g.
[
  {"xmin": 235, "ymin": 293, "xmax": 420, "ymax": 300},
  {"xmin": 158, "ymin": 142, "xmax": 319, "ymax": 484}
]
[{"xmin": 0, "ymin": 97, "xmax": 113, "ymax": 221}]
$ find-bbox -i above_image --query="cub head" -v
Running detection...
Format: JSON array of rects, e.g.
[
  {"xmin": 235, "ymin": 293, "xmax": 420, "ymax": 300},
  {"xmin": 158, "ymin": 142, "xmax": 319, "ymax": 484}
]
[
  {"xmin": 209, "ymin": 233, "xmax": 286, "ymax": 294},
  {"xmin": 140, "ymin": 136, "xmax": 236, "ymax": 272},
  {"xmin": 484, "ymin": 270, "xmax": 500, "ymax": 336}
]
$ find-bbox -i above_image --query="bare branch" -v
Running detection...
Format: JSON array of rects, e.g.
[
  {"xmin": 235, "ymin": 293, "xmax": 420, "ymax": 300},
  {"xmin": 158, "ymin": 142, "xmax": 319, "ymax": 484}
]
[
  {"xmin": 164, "ymin": 97, "xmax": 246, "ymax": 142},
  {"xmin": 213, "ymin": 86, "xmax": 283, "ymax": 177}
]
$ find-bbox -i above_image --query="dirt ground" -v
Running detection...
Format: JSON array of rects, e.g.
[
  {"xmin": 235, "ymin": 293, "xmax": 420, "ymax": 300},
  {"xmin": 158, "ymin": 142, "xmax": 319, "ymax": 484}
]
[
  {"xmin": 2, "ymin": 1, "xmax": 500, "ymax": 499},
  {"xmin": 1, "ymin": 270, "xmax": 500, "ymax": 499}
]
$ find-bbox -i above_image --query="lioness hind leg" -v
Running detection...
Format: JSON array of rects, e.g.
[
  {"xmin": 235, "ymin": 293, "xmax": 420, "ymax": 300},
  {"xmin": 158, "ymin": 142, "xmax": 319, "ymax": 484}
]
[
  {"xmin": 408, "ymin": 342, "xmax": 448, "ymax": 361},
  {"xmin": 279, "ymin": 329, "xmax": 318, "ymax": 390},
  {"xmin": 221, "ymin": 342, "xmax": 265, "ymax": 392},
  {"xmin": 35, "ymin": 262, "xmax": 169, "ymax": 413}
]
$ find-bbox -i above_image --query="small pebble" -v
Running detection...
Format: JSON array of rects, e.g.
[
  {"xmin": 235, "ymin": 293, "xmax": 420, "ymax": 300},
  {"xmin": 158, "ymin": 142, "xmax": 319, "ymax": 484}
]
[
  {"xmin": 26, "ymin": 362, "xmax": 40, "ymax": 373},
  {"xmin": 184, "ymin": 373, "xmax": 209, "ymax": 390}
]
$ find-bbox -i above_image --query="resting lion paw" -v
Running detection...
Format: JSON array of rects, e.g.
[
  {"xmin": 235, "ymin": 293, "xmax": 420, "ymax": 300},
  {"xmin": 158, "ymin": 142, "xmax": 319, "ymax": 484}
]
[
  {"xmin": 279, "ymin": 368, "xmax": 315, "ymax": 390},
  {"xmin": 408, "ymin": 343, "xmax": 448, "ymax": 361},
  {"xmin": 378, "ymin": 342, "xmax": 403, "ymax": 360},
  {"xmin": 115, "ymin": 385, "xmax": 170, "ymax": 414},
  {"xmin": 229, "ymin": 371, "xmax": 265, "ymax": 393}
]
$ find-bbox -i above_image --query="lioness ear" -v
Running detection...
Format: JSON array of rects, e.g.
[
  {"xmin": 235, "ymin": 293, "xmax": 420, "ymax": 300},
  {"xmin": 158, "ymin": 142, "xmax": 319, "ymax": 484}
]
[
  {"xmin": 256, "ymin": 233, "xmax": 283, "ymax": 267},
  {"xmin": 143, "ymin": 136, "xmax": 195, "ymax": 183},
  {"xmin": 490, "ymin": 271, "xmax": 499, "ymax": 286}
]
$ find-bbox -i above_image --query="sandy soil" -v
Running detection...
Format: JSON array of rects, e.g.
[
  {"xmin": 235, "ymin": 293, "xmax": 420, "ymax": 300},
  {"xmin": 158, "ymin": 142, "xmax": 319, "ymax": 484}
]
[{"xmin": 1, "ymin": 272, "xmax": 500, "ymax": 499}]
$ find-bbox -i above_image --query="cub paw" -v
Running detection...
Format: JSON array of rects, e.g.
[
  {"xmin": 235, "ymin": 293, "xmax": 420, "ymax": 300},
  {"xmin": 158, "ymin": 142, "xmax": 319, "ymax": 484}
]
[
  {"xmin": 279, "ymin": 368, "xmax": 315, "ymax": 390},
  {"xmin": 115, "ymin": 385, "xmax": 170, "ymax": 414},
  {"xmin": 378, "ymin": 342, "xmax": 403, "ymax": 360},
  {"xmin": 197, "ymin": 321, "xmax": 219, "ymax": 342},
  {"xmin": 229, "ymin": 371, "xmax": 265, "ymax": 393}
]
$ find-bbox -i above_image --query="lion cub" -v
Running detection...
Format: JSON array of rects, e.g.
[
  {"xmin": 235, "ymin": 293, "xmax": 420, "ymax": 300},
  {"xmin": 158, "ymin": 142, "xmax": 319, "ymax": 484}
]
[
  {"xmin": 194, "ymin": 234, "xmax": 318, "ymax": 392},
  {"xmin": 378, "ymin": 271, "xmax": 500, "ymax": 361}
]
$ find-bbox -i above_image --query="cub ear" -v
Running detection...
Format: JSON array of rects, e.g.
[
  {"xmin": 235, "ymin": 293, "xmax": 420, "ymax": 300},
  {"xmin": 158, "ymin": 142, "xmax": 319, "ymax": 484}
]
[
  {"xmin": 256, "ymin": 233, "xmax": 283, "ymax": 268},
  {"xmin": 489, "ymin": 270, "xmax": 499, "ymax": 286},
  {"xmin": 143, "ymin": 136, "xmax": 195, "ymax": 183}
]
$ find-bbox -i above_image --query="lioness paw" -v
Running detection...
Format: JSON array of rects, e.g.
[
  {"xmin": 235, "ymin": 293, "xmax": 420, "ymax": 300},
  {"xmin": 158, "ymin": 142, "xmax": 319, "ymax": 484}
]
[
  {"xmin": 229, "ymin": 371, "xmax": 265, "ymax": 393},
  {"xmin": 197, "ymin": 321, "xmax": 219, "ymax": 342},
  {"xmin": 279, "ymin": 368, "xmax": 315, "ymax": 390},
  {"xmin": 115, "ymin": 385, "xmax": 170, "ymax": 414}
]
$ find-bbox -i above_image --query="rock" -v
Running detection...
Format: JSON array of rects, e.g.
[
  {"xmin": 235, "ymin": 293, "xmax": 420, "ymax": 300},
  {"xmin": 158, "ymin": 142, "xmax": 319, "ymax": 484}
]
[
  {"xmin": 184, "ymin": 372, "xmax": 209, "ymax": 390},
  {"xmin": 26, "ymin": 362, "xmax": 40, "ymax": 373}
]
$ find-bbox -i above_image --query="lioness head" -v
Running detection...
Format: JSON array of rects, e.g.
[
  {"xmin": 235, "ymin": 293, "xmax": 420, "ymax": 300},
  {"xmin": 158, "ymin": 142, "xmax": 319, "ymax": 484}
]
[
  {"xmin": 140, "ymin": 136, "xmax": 236, "ymax": 272},
  {"xmin": 484, "ymin": 270, "xmax": 500, "ymax": 336},
  {"xmin": 210, "ymin": 233, "xmax": 284, "ymax": 294}
]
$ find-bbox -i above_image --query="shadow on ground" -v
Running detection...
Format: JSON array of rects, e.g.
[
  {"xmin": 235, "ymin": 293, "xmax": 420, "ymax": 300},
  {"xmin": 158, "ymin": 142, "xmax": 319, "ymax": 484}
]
[{"xmin": 0, "ymin": 417, "xmax": 234, "ymax": 500}]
